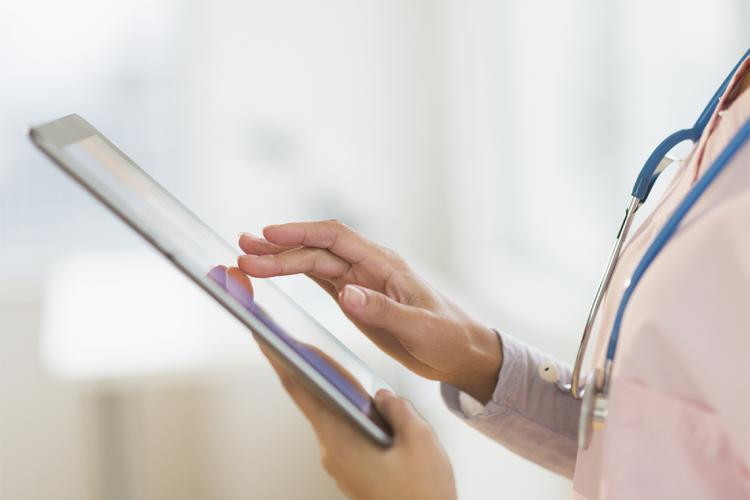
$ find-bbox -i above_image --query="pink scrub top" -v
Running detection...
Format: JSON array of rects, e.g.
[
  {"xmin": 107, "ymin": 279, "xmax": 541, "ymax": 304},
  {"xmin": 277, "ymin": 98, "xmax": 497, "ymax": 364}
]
[
  {"xmin": 443, "ymin": 55, "xmax": 750, "ymax": 499},
  {"xmin": 573, "ymin": 54, "xmax": 750, "ymax": 499}
]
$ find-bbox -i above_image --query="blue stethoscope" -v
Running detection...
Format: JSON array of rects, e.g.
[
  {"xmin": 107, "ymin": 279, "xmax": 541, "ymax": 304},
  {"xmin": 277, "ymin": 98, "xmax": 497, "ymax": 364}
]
[{"xmin": 538, "ymin": 48, "xmax": 750, "ymax": 449}]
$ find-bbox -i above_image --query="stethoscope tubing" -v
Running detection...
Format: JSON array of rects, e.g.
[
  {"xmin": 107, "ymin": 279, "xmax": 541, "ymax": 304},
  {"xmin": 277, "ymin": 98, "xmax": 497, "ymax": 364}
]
[
  {"xmin": 606, "ymin": 114, "xmax": 750, "ymax": 368},
  {"xmin": 632, "ymin": 49, "xmax": 750, "ymax": 204},
  {"xmin": 564, "ymin": 48, "xmax": 750, "ymax": 401}
]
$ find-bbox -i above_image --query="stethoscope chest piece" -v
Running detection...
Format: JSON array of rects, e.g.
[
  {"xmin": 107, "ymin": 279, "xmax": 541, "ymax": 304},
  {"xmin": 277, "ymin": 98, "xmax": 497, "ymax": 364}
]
[{"xmin": 578, "ymin": 369, "xmax": 608, "ymax": 450}]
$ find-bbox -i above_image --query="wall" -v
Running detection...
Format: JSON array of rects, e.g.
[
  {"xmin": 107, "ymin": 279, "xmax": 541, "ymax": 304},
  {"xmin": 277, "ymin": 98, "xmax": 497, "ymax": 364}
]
[{"xmin": 1, "ymin": 1, "xmax": 748, "ymax": 499}]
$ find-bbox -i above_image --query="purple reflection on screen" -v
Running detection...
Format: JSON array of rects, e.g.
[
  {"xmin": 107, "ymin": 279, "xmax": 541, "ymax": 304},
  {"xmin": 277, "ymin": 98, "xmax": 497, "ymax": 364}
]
[
  {"xmin": 208, "ymin": 266, "xmax": 372, "ymax": 414},
  {"xmin": 207, "ymin": 265, "xmax": 227, "ymax": 289}
]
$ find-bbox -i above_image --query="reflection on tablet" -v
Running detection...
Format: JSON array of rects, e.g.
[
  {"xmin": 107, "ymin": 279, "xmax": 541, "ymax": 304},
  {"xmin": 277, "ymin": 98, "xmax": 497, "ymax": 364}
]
[
  {"xmin": 208, "ymin": 265, "xmax": 385, "ymax": 428},
  {"xmin": 29, "ymin": 115, "xmax": 393, "ymax": 445}
]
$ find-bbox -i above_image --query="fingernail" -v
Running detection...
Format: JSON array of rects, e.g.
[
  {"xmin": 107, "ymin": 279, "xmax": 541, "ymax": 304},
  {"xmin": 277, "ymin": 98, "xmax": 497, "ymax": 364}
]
[
  {"xmin": 375, "ymin": 388, "xmax": 394, "ymax": 400},
  {"xmin": 344, "ymin": 285, "xmax": 367, "ymax": 309},
  {"xmin": 239, "ymin": 232, "xmax": 259, "ymax": 240}
]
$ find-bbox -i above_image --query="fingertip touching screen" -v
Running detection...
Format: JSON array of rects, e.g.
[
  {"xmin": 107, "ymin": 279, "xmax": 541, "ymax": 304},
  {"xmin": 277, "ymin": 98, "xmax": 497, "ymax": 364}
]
[{"xmin": 31, "ymin": 115, "xmax": 392, "ymax": 445}]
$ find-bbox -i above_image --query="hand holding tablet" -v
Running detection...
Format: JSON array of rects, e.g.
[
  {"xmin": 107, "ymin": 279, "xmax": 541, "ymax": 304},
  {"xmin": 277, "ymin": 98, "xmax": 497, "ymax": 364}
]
[
  {"xmin": 29, "ymin": 115, "xmax": 393, "ymax": 445},
  {"xmin": 207, "ymin": 262, "xmax": 456, "ymax": 499},
  {"xmin": 207, "ymin": 264, "xmax": 387, "ymax": 430},
  {"xmin": 29, "ymin": 114, "xmax": 472, "ymax": 500}
]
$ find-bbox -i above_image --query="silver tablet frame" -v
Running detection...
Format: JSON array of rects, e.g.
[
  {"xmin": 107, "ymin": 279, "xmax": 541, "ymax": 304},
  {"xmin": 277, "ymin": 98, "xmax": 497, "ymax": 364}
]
[{"xmin": 29, "ymin": 114, "xmax": 393, "ymax": 447}]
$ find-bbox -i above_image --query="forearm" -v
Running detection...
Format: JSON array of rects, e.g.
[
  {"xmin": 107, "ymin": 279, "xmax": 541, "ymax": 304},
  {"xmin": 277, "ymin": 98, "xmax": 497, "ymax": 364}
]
[{"xmin": 442, "ymin": 330, "xmax": 580, "ymax": 478}]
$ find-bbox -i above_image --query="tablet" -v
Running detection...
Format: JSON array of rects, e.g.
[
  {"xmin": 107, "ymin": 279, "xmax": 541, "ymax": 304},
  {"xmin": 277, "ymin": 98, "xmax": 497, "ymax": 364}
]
[{"xmin": 29, "ymin": 114, "xmax": 393, "ymax": 447}]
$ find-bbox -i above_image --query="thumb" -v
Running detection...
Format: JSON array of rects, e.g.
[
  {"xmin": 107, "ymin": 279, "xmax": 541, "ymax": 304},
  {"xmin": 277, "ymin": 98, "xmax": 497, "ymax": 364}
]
[
  {"xmin": 339, "ymin": 284, "xmax": 427, "ymax": 343},
  {"xmin": 374, "ymin": 390, "xmax": 429, "ymax": 443}
]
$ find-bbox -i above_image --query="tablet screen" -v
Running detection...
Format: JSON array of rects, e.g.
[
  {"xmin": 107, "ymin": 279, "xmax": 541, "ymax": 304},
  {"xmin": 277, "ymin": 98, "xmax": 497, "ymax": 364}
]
[{"xmin": 31, "ymin": 115, "xmax": 392, "ymax": 445}]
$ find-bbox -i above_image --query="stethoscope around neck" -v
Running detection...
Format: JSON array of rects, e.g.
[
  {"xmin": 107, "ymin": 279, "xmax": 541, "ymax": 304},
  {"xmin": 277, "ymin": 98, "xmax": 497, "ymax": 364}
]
[{"xmin": 537, "ymin": 48, "xmax": 750, "ymax": 449}]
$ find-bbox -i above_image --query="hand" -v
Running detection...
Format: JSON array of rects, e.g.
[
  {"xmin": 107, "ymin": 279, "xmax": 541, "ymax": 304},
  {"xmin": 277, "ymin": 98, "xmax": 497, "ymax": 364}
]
[
  {"xmin": 261, "ymin": 345, "xmax": 457, "ymax": 500},
  {"xmin": 237, "ymin": 220, "xmax": 502, "ymax": 403}
]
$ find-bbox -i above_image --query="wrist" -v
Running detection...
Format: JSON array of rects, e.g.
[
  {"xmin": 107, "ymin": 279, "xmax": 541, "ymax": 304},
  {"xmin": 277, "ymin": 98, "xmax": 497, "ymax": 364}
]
[{"xmin": 452, "ymin": 325, "xmax": 503, "ymax": 405}]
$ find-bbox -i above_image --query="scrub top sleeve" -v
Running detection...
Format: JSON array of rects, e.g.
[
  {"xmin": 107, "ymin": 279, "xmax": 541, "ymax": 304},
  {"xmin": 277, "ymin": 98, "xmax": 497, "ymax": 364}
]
[{"xmin": 441, "ymin": 330, "xmax": 580, "ymax": 478}]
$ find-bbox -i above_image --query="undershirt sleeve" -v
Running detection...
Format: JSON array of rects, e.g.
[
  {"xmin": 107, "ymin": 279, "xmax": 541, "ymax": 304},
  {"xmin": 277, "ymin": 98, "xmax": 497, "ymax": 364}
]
[{"xmin": 441, "ymin": 330, "xmax": 581, "ymax": 478}]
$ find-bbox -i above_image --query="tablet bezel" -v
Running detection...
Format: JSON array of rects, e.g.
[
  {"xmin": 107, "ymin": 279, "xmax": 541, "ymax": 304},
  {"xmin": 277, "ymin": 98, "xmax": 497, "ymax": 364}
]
[{"xmin": 29, "ymin": 114, "xmax": 393, "ymax": 447}]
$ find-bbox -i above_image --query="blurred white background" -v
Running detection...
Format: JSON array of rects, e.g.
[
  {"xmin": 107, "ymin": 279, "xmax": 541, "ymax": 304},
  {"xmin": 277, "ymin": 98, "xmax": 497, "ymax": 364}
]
[{"xmin": 1, "ymin": 1, "xmax": 748, "ymax": 499}]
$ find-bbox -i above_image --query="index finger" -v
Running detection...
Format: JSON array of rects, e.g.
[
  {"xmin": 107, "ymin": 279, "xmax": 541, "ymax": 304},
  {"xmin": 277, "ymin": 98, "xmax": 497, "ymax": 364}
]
[{"xmin": 263, "ymin": 220, "xmax": 383, "ymax": 264}]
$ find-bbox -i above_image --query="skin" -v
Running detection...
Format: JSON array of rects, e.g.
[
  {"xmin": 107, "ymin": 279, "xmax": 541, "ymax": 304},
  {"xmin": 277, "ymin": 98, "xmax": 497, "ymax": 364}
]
[
  {"xmin": 236, "ymin": 68, "xmax": 750, "ymax": 498},
  {"xmin": 739, "ymin": 71, "xmax": 750, "ymax": 96},
  {"xmin": 236, "ymin": 220, "xmax": 502, "ymax": 500},
  {"xmin": 261, "ymin": 344, "xmax": 457, "ymax": 500}
]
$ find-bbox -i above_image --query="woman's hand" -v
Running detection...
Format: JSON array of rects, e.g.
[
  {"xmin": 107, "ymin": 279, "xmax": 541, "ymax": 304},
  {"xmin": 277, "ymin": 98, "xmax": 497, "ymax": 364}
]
[
  {"xmin": 261, "ymin": 346, "xmax": 457, "ymax": 500},
  {"xmin": 238, "ymin": 220, "xmax": 502, "ymax": 403}
]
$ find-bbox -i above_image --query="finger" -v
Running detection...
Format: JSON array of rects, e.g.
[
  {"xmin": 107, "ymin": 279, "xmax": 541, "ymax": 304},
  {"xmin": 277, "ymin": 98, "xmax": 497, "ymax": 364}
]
[
  {"xmin": 374, "ymin": 390, "xmax": 428, "ymax": 443},
  {"xmin": 263, "ymin": 220, "xmax": 385, "ymax": 264},
  {"xmin": 238, "ymin": 247, "xmax": 350, "ymax": 279},
  {"xmin": 338, "ymin": 285, "xmax": 429, "ymax": 348},
  {"xmin": 225, "ymin": 266, "xmax": 254, "ymax": 308},
  {"xmin": 239, "ymin": 232, "xmax": 296, "ymax": 256},
  {"xmin": 238, "ymin": 235, "xmax": 340, "ymax": 298},
  {"xmin": 207, "ymin": 265, "xmax": 228, "ymax": 288}
]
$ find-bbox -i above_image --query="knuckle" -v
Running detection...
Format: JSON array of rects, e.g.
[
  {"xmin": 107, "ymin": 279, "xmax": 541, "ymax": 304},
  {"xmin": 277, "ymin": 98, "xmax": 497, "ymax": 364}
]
[
  {"xmin": 381, "ymin": 246, "xmax": 405, "ymax": 265},
  {"xmin": 395, "ymin": 399, "xmax": 423, "ymax": 424},
  {"xmin": 325, "ymin": 218, "xmax": 346, "ymax": 231},
  {"xmin": 307, "ymin": 248, "xmax": 326, "ymax": 272},
  {"xmin": 392, "ymin": 395, "xmax": 408, "ymax": 409},
  {"xmin": 381, "ymin": 395, "xmax": 398, "ymax": 414},
  {"xmin": 419, "ymin": 312, "xmax": 443, "ymax": 335},
  {"xmin": 322, "ymin": 219, "xmax": 353, "ymax": 248},
  {"xmin": 412, "ymin": 419, "xmax": 432, "ymax": 436},
  {"xmin": 272, "ymin": 255, "xmax": 287, "ymax": 274},
  {"xmin": 388, "ymin": 397, "xmax": 410, "ymax": 418},
  {"xmin": 372, "ymin": 293, "xmax": 391, "ymax": 315}
]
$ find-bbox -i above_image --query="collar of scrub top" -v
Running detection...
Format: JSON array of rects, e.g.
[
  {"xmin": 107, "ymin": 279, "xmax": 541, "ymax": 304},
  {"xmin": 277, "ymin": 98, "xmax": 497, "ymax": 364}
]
[
  {"xmin": 632, "ymin": 48, "xmax": 750, "ymax": 202},
  {"xmin": 566, "ymin": 48, "xmax": 750, "ymax": 399},
  {"xmin": 602, "ymin": 48, "xmax": 750, "ymax": 393}
]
